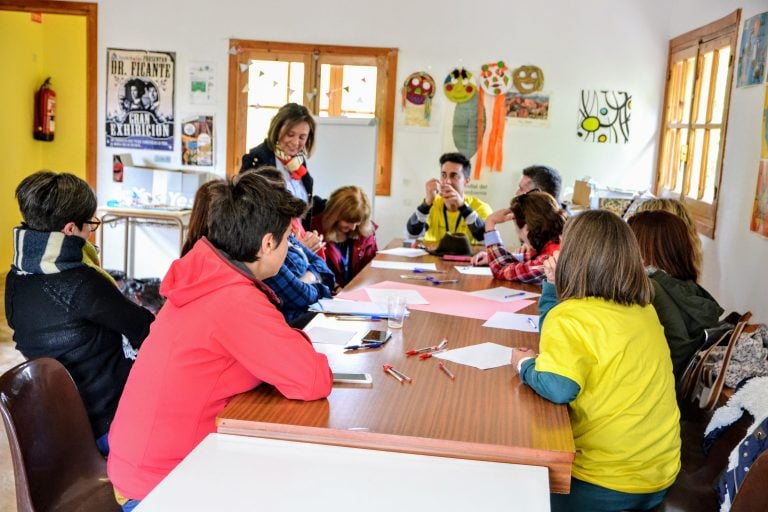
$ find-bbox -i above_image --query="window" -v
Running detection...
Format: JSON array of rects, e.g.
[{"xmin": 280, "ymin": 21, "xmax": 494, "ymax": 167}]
[
  {"xmin": 226, "ymin": 40, "xmax": 398, "ymax": 195},
  {"xmin": 655, "ymin": 10, "xmax": 740, "ymax": 238}
]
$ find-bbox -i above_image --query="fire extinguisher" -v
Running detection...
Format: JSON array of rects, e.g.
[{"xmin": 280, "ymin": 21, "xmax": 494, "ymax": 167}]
[{"xmin": 34, "ymin": 77, "xmax": 56, "ymax": 141}]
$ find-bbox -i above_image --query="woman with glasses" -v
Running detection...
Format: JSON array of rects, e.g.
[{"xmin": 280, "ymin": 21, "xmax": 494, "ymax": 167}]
[
  {"xmin": 4, "ymin": 171, "xmax": 154, "ymax": 455},
  {"xmin": 477, "ymin": 191, "xmax": 566, "ymax": 284}
]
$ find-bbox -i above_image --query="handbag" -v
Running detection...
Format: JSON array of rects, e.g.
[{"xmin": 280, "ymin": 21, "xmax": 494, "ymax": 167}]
[
  {"xmin": 429, "ymin": 232, "xmax": 472, "ymax": 256},
  {"xmin": 680, "ymin": 312, "xmax": 752, "ymax": 411}
]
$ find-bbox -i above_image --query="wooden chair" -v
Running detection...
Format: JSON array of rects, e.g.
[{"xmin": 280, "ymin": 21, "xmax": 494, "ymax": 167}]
[
  {"xmin": 681, "ymin": 312, "xmax": 752, "ymax": 411},
  {"xmin": 0, "ymin": 357, "xmax": 121, "ymax": 512}
]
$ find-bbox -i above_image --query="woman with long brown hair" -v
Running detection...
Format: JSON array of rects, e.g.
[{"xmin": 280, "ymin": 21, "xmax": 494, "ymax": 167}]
[{"xmin": 628, "ymin": 210, "xmax": 723, "ymax": 383}]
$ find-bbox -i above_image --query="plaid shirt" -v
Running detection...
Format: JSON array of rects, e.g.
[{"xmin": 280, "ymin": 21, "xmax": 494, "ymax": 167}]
[
  {"xmin": 486, "ymin": 232, "xmax": 560, "ymax": 284},
  {"xmin": 264, "ymin": 235, "xmax": 335, "ymax": 322}
]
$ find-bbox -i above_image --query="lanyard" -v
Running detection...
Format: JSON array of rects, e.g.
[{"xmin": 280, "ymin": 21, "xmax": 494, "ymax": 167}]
[
  {"xmin": 336, "ymin": 240, "xmax": 352, "ymax": 283},
  {"xmin": 442, "ymin": 206, "xmax": 462, "ymax": 234}
]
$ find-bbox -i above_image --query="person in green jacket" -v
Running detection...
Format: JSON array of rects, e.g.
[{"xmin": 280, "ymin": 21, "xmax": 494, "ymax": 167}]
[{"xmin": 627, "ymin": 210, "xmax": 724, "ymax": 385}]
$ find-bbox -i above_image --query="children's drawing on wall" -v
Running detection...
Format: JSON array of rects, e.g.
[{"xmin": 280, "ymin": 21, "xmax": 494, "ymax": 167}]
[
  {"xmin": 737, "ymin": 12, "xmax": 768, "ymax": 88},
  {"xmin": 442, "ymin": 67, "xmax": 481, "ymax": 158},
  {"xmin": 762, "ymin": 85, "xmax": 768, "ymax": 159},
  {"xmin": 189, "ymin": 62, "xmax": 215, "ymax": 105},
  {"xmin": 505, "ymin": 92, "xmax": 550, "ymax": 126},
  {"xmin": 106, "ymin": 48, "xmax": 176, "ymax": 151},
  {"xmin": 577, "ymin": 90, "xmax": 631, "ymax": 143},
  {"xmin": 475, "ymin": 60, "xmax": 512, "ymax": 177},
  {"xmin": 181, "ymin": 115, "xmax": 214, "ymax": 166},
  {"xmin": 402, "ymin": 71, "xmax": 436, "ymax": 127},
  {"xmin": 511, "ymin": 65, "xmax": 544, "ymax": 94},
  {"xmin": 750, "ymin": 160, "xmax": 768, "ymax": 238}
]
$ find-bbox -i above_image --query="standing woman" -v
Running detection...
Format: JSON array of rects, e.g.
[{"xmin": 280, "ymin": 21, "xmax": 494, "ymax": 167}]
[
  {"xmin": 511, "ymin": 210, "xmax": 680, "ymax": 512},
  {"xmin": 239, "ymin": 103, "xmax": 326, "ymax": 231},
  {"xmin": 311, "ymin": 186, "xmax": 378, "ymax": 288}
]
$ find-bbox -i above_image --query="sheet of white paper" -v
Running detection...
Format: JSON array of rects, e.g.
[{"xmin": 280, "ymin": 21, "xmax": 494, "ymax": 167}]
[
  {"xmin": 304, "ymin": 326, "xmax": 360, "ymax": 345},
  {"xmin": 316, "ymin": 299, "xmax": 388, "ymax": 316},
  {"xmin": 454, "ymin": 266, "xmax": 493, "ymax": 276},
  {"xmin": 365, "ymin": 288, "xmax": 429, "ymax": 305},
  {"xmin": 376, "ymin": 247, "xmax": 429, "ymax": 258},
  {"xmin": 467, "ymin": 286, "xmax": 540, "ymax": 303},
  {"xmin": 483, "ymin": 312, "xmax": 540, "ymax": 332},
  {"xmin": 434, "ymin": 342, "xmax": 513, "ymax": 370},
  {"xmin": 371, "ymin": 261, "xmax": 438, "ymax": 271}
]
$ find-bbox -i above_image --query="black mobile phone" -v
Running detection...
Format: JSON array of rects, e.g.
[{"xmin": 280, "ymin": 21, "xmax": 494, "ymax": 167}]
[{"xmin": 361, "ymin": 329, "xmax": 392, "ymax": 344}]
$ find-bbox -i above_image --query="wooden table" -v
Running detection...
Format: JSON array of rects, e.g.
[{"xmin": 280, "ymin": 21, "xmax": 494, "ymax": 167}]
[
  {"xmin": 216, "ymin": 246, "xmax": 575, "ymax": 493},
  {"xmin": 135, "ymin": 433, "xmax": 551, "ymax": 511}
]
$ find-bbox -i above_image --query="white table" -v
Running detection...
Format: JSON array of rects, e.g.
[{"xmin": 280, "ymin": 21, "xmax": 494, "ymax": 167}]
[{"xmin": 135, "ymin": 433, "xmax": 550, "ymax": 511}]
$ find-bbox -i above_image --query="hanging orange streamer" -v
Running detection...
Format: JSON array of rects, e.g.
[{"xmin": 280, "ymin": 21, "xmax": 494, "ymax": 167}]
[
  {"xmin": 486, "ymin": 95, "xmax": 507, "ymax": 172},
  {"xmin": 474, "ymin": 88, "xmax": 485, "ymax": 180}
]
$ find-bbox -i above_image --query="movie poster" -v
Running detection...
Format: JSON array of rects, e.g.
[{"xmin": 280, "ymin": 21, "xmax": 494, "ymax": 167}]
[{"xmin": 106, "ymin": 48, "xmax": 175, "ymax": 150}]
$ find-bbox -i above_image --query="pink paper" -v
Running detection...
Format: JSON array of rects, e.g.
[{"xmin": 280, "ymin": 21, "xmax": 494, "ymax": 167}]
[{"xmin": 337, "ymin": 281, "xmax": 534, "ymax": 321}]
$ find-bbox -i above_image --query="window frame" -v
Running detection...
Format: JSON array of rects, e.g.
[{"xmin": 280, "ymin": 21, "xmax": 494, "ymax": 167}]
[
  {"xmin": 654, "ymin": 10, "xmax": 740, "ymax": 238},
  {"xmin": 226, "ymin": 40, "xmax": 398, "ymax": 195}
]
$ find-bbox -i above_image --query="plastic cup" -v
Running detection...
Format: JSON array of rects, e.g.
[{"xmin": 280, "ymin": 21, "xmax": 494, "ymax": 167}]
[{"xmin": 387, "ymin": 296, "xmax": 407, "ymax": 329}]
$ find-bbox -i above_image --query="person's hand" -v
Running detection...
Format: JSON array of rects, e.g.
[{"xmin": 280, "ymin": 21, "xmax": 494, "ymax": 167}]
[
  {"xmin": 511, "ymin": 346, "xmax": 538, "ymax": 375},
  {"xmin": 424, "ymin": 178, "xmax": 441, "ymax": 206},
  {"xmin": 484, "ymin": 208, "xmax": 514, "ymax": 231},
  {"xmin": 471, "ymin": 251, "xmax": 489, "ymax": 266},
  {"xmin": 542, "ymin": 250, "xmax": 559, "ymax": 283},
  {"xmin": 300, "ymin": 230, "xmax": 326, "ymax": 253},
  {"xmin": 439, "ymin": 182, "xmax": 464, "ymax": 210},
  {"xmin": 299, "ymin": 270, "xmax": 318, "ymax": 284}
]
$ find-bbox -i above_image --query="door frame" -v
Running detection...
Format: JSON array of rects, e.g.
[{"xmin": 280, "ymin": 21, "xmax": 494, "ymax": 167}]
[{"xmin": 0, "ymin": 0, "xmax": 97, "ymax": 188}]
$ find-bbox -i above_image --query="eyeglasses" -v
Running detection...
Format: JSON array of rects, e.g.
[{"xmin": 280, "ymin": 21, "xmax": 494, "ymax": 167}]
[{"xmin": 83, "ymin": 218, "xmax": 102, "ymax": 232}]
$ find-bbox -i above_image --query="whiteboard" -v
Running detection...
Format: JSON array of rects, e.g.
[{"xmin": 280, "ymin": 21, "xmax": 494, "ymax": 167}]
[{"xmin": 307, "ymin": 117, "xmax": 378, "ymax": 211}]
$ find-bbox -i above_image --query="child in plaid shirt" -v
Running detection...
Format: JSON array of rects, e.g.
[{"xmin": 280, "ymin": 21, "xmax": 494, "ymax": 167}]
[{"xmin": 477, "ymin": 191, "xmax": 566, "ymax": 284}]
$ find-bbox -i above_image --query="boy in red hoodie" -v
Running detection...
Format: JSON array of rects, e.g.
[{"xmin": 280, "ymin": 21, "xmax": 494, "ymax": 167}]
[{"xmin": 107, "ymin": 172, "xmax": 333, "ymax": 510}]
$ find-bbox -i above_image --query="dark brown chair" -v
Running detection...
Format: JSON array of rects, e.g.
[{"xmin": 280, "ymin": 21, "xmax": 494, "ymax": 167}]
[{"xmin": 0, "ymin": 357, "xmax": 121, "ymax": 512}]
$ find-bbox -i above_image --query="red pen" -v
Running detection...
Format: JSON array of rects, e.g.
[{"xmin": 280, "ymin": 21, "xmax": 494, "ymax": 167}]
[
  {"xmin": 383, "ymin": 364, "xmax": 404, "ymax": 384},
  {"xmin": 387, "ymin": 365, "xmax": 413, "ymax": 383},
  {"xmin": 406, "ymin": 338, "xmax": 448, "ymax": 356},
  {"xmin": 439, "ymin": 362, "xmax": 456, "ymax": 380}
]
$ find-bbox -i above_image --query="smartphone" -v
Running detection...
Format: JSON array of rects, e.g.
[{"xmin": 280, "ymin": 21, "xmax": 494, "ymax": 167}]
[
  {"xmin": 333, "ymin": 373, "xmax": 373, "ymax": 385},
  {"xmin": 361, "ymin": 329, "xmax": 392, "ymax": 344}
]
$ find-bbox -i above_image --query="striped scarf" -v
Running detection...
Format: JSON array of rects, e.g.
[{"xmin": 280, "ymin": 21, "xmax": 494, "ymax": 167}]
[
  {"xmin": 12, "ymin": 226, "xmax": 116, "ymax": 285},
  {"xmin": 274, "ymin": 146, "xmax": 309, "ymax": 180}
]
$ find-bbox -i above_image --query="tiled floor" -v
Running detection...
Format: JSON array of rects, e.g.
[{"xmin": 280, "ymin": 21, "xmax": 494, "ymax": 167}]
[{"xmin": 0, "ymin": 303, "xmax": 24, "ymax": 512}]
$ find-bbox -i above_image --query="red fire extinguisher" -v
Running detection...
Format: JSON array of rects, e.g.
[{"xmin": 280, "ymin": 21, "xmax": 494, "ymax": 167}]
[{"xmin": 34, "ymin": 77, "xmax": 56, "ymax": 141}]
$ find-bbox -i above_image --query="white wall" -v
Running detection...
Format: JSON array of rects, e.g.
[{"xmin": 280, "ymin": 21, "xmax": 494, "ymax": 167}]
[
  {"xmin": 658, "ymin": 0, "xmax": 767, "ymax": 323},
  {"xmin": 79, "ymin": 0, "xmax": 764, "ymax": 320}
]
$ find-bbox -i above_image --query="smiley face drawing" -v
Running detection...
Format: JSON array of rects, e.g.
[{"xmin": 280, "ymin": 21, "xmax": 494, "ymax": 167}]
[
  {"xmin": 479, "ymin": 61, "xmax": 512, "ymax": 96},
  {"xmin": 443, "ymin": 67, "xmax": 477, "ymax": 104}
]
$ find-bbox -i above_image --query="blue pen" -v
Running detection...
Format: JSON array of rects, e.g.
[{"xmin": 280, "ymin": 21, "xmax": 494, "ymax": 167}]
[
  {"xmin": 412, "ymin": 268, "xmax": 446, "ymax": 274},
  {"xmin": 527, "ymin": 317, "xmax": 538, "ymax": 330},
  {"xmin": 344, "ymin": 342, "xmax": 384, "ymax": 351},
  {"xmin": 504, "ymin": 291, "xmax": 526, "ymax": 299},
  {"xmin": 333, "ymin": 315, "xmax": 387, "ymax": 321}
]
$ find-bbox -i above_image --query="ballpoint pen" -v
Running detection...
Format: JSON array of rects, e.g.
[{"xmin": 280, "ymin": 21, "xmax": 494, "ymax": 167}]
[
  {"xmin": 439, "ymin": 362, "xmax": 456, "ymax": 380},
  {"xmin": 388, "ymin": 366, "xmax": 413, "ymax": 383},
  {"xmin": 332, "ymin": 315, "xmax": 387, "ymax": 321},
  {"xmin": 412, "ymin": 268, "xmax": 446, "ymax": 274},
  {"xmin": 383, "ymin": 364, "xmax": 405, "ymax": 383},
  {"xmin": 406, "ymin": 338, "xmax": 448, "ymax": 356},
  {"xmin": 344, "ymin": 342, "xmax": 385, "ymax": 351},
  {"xmin": 504, "ymin": 291, "xmax": 526, "ymax": 299},
  {"xmin": 527, "ymin": 317, "xmax": 538, "ymax": 331},
  {"xmin": 426, "ymin": 277, "xmax": 459, "ymax": 286}
]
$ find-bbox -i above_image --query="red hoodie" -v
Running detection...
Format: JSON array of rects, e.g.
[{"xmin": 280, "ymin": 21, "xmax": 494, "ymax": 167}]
[{"xmin": 107, "ymin": 238, "xmax": 332, "ymax": 500}]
